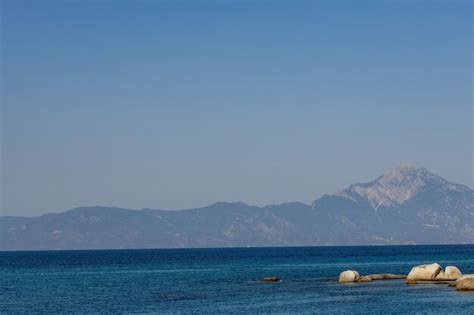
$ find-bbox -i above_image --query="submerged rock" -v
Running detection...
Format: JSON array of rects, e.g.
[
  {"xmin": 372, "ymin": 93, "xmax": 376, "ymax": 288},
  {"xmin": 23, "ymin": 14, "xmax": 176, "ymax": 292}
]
[
  {"xmin": 356, "ymin": 274, "xmax": 406, "ymax": 282},
  {"xmin": 358, "ymin": 275, "xmax": 372, "ymax": 282},
  {"xmin": 338, "ymin": 272, "xmax": 406, "ymax": 283},
  {"xmin": 367, "ymin": 274, "xmax": 406, "ymax": 281},
  {"xmin": 456, "ymin": 275, "xmax": 474, "ymax": 291},
  {"xmin": 338, "ymin": 270, "xmax": 360, "ymax": 283},
  {"xmin": 406, "ymin": 263, "xmax": 441, "ymax": 282},
  {"xmin": 261, "ymin": 276, "xmax": 279, "ymax": 282},
  {"xmin": 406, "ymin": 280, "xmax": 456, "ymax": 285}
]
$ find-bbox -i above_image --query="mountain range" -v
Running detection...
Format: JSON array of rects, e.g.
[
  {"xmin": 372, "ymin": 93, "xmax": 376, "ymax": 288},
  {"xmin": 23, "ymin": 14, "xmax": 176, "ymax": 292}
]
[{"xmin": 1, "ymin": 164, "xmax": 473, "ymax": 250}]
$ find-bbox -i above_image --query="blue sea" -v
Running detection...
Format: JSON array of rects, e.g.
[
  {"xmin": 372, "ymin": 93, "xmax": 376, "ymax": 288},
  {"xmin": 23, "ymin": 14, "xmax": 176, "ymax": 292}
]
[{"xmin": 1, "ymin": 245, "xmax": 474, "ymax": 314}]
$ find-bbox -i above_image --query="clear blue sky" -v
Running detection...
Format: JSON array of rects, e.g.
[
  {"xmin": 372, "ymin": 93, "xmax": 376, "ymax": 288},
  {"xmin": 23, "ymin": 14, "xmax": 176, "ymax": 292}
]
[{"xmin": 2, "ymin": 0, "xmax": 472, "ymax": 216}]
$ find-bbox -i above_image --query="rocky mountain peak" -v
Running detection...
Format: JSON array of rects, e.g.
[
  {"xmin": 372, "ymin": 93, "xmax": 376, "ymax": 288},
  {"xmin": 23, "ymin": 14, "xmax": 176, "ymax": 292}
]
[{"xmin": 336, "ymin": 164, "xmax": 469, "ymax": 210}]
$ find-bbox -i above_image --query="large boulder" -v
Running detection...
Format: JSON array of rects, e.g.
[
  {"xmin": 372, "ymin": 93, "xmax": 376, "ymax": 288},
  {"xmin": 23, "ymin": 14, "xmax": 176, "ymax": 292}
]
[
  {"xmin": 406, "ymin": 263, "xmax": 442, "ymax": 282},
  {"xmin": 435, "ymin": 266, "xmax": 462, "ymax": 280},
  {"xmin": 456, "ymin": 275, "xmax": 474, "ymax": 291},
  {"xmin": 338, "ymin": 270, "xmax": 359, "ymax": 283},
  {"xmin": 445, "ymin": 266, "xmax": 462, "ymax": 280}
]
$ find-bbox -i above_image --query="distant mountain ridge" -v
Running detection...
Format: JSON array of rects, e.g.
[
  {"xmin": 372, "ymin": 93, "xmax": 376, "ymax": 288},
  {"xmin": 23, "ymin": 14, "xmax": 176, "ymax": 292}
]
[{"xmin": 1, "ymin": 164, "xmax": 473, "ymax": 250}]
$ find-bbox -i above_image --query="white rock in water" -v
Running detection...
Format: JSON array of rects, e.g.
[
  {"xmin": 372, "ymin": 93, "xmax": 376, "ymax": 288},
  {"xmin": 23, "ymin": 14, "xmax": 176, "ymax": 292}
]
[
  {"xmin": 436, "ymin": 266, "xmax": 462, "ymax": 280},
  {"xmin": 406, "ymin": 263, "xmax": 441, "ymax": 281},
  {"xmin": 338, "ymin": 270, "xmax": 360, "ymax": 283},
  {"xmin": 444, "ymin": 266, "xmax": 462, "ymax": 280},
  {"xmin": 435, "ymin": 271, "xmax": 446, "ymax": 279},
  {"xmin": 456, "ymin": 275, "xmax": 474, "ymax": 291}
]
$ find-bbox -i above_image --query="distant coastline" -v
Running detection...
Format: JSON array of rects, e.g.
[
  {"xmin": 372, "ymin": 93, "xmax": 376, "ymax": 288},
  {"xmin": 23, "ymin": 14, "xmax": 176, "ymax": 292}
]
[
  {"xmin": 2, "ymin": 165, "xmax": 473, "ymax": 251},
  {"xmin": 2, "ymin": 243, "xmax": 474, "ymax": 253}
]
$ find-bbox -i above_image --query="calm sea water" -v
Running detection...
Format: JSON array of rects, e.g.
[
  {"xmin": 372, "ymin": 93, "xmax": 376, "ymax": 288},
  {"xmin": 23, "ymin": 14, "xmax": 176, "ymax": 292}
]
[{"xmin": 1, "ymin": 245, "xmax": 474, "ymax": 314}]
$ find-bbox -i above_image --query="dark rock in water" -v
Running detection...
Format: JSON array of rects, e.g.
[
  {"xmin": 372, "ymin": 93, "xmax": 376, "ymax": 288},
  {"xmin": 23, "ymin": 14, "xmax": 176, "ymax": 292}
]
[{"xmin": 261, "ymin": 276, "xmax": 279, "ymax": 282}]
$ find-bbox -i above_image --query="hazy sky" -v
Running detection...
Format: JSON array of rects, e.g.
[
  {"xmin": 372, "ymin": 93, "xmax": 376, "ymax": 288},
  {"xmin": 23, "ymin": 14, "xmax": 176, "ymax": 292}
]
[{"xmin": 2, "ymin": 0, "xmax": 473, "ymax": 216}]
